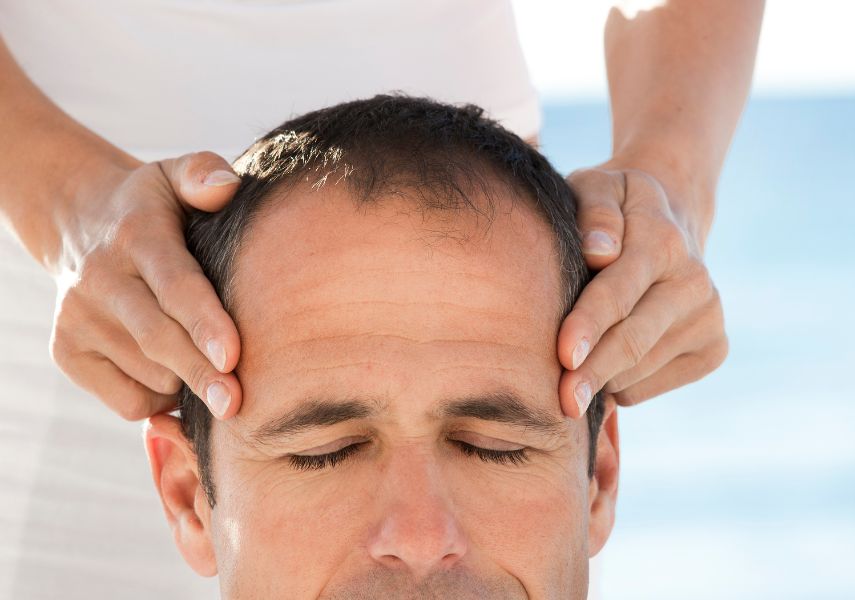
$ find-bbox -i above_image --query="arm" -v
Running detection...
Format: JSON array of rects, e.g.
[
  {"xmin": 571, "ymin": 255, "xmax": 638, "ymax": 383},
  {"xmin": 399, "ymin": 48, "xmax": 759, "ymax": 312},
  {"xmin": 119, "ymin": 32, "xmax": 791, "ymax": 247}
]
[
  {"xmin": 0, "ymin": 35, "xmax": 244, "ymax": 419},
  {"xmin": 0, "ymin": 36, "xmax": 141, "ymax": 268},
  {"xmin": 557, "ymin": 0, "xmax": 765, "ymax": 416},
  {"xmin": 605, "ymin": 0, "xmax": 765, "ymax": 242}
]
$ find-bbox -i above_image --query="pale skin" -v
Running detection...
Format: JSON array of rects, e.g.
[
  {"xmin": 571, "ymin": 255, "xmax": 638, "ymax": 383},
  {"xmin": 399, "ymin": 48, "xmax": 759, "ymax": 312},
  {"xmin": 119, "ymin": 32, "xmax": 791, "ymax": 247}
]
[
  {"xmin": 0, "ymin": 0, "xmax": 764, "ymax": 421},
  {"xmin": 144, "ymin": 185, "xmax": 620, "ymax": 597}
]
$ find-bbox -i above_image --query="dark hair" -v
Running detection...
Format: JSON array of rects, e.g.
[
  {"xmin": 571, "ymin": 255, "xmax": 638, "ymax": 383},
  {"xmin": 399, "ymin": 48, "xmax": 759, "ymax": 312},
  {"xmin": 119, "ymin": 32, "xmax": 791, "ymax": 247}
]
[{"xmin": 180, "ymin": 94, "xmax": 604, "ymax": 506}]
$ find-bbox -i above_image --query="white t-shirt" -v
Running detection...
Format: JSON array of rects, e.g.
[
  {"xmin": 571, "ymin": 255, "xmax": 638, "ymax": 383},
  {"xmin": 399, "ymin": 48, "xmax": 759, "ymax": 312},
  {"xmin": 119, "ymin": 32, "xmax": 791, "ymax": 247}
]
[
  {"xmin": 0, "ymin": 1, "xmax": 542, "ymax": 598},
  {"xmin": 1, "ymin": 0, "xmax": 540, "ymax": 163}
]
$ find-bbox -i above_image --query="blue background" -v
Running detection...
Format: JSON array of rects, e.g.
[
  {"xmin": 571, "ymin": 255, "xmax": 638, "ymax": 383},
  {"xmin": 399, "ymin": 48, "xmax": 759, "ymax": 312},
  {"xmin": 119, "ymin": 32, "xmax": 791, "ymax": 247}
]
[{"xmin": 540, "ymin": 94, "xmax": 855, "ymax": 599}]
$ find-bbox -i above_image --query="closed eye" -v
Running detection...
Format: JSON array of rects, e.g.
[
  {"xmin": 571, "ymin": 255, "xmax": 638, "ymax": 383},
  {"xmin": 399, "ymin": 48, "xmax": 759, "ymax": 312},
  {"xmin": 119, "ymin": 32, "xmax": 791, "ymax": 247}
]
[
  {"xmin": 286, "ymin": 439, "xmax": 530, "ymax": 471},
  {"xmin": 287, "ymin": 441, "xmax": 367, "ymax": 471},
  {"xmin": 452, "ymin": 440, "xmax": 530, "ymax": 466}
]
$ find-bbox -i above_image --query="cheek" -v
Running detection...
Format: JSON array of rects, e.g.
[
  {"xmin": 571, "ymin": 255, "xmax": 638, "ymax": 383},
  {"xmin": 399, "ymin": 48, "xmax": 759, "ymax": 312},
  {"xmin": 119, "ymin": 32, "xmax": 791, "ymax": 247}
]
[
  {"xmin": 211, "ymin": 461, "xmax": 376, "ymax": 596},
  {"xmin": 453, "ymin": 455, "xmax": 590, "ymax": 582}
]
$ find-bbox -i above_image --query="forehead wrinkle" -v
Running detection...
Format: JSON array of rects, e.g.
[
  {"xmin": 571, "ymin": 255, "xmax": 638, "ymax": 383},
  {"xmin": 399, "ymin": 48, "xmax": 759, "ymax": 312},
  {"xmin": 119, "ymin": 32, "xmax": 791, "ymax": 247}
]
[
  {"xmin": 229, "ymin": 187, "xmax": 568, "ymax": 428},
  {"xmin": 234, "ymin": 262, "xmax": 545, "ymax": 327},
  {"xmin": 253, "ymin": 298, "xmax": 536, "ymax": 323},
  {"xmin": 229, "ymin": 187, "xmax": 563, "ymax": 317},
  {"xmin": 268, "ymin": 332, "xmax": 547, "ymax": 354},
  {"xmin": 239, "ymin": 333, "xmax": 557, "ymax": 399}
]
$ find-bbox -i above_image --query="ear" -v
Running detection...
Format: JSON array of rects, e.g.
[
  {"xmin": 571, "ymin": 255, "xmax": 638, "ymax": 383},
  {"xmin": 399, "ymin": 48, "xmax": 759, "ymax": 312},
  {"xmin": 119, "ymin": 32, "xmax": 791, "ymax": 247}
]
[
  {"xmin": 587, "ymin": 395, "xmax": 620, "ymax": 557},
  {"xmin": 143, "ymin": 413, "xmax": 217, "ymax": 577}
]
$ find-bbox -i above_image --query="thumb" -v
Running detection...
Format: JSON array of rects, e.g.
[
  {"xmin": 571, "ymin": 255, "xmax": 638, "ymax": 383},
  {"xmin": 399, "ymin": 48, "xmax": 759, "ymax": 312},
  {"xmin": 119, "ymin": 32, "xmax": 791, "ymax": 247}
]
[
  {"xmin": 158, "ymin": 151, "xmax": 241, "ymax": 213},
  {"xmin": 566, "ymin": 168, "xmax": 626, "ymax": 270}
]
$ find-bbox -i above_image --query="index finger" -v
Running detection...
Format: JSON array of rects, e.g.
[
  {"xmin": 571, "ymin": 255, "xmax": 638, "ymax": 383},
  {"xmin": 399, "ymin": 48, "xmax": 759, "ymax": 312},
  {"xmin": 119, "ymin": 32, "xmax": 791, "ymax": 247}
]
[
  {"xmin": 558, "ymin": 244, "xmax": 663, "ymax": 372},
  {"xmin": 131, "ymin": 234, "xmax": 241, "ymax": 377}
]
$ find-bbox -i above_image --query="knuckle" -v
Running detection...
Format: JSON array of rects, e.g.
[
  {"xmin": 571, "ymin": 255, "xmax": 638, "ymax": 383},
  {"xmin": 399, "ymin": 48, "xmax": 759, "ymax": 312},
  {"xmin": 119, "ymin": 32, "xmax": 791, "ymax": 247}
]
[
  {"xmin": 135, "ymin": 319, "xmax": 172, "ymax": 358},
  {"xmin": 112, "ymin": 210, "xmax": 147, "ymax": 254},
  {"xmin": 707, "ymin": 336, "xmax": 730, "ymax": 371},
  {"xmin": 660, "ymin": 222, "xmax": 688, "ymax": 264},
  {"xmin": 566, "ymin": 167, "xmax": 599, "ymax": 188},
  {"xmin": 186, "ymin": 314, "xmax": 209, "ymax": 349},
  {"xmin": 683, "ymin": 262, "xmax": 714, "ymax": 304},
  {"xmin": 580, "ymin": 294, "xmax": 619, "ymax": 342},
  {"xmin": 583, "ymin": 364, "xmax": 606, "ymax": 394},
  {"xmin": 48, "ymin": 310, "xmax": 85, "ymax": 370},
  {"xmin": 48, "ymin": 329, "xmax": 71, "ymax": 367},
  {"xmin": 709, "ymin": 283, "xmax": 724, "ymax": 310},
  {"xmin": 152, "ymin": 269, "xmax": 185, "ymax": 311},
  {"xmin": 76, "ymin": 253, "xmax": 113, "ymax": 297},
  {"xmin": 137, "ymin": 160, "xmax": 164, "ymax": 180},
  {"xmin": 185, "ymin": 151, "xmax": 229, "ymax": 183},
  {"xmin": 618, "ymin": 324, "xmax": 647, "ymax": 366},
  {"xmin": 614, "ymin": 387, "xmax": 645, "ymax": 407},
  {"xmin": 185, "ymin": 360, "xmax": 211, "ymax": 397},
  {"xmin": 701, "ymin": 285, "xmax": 727, "ymax": 331},
  {"xmin": 116, "ymin": 391, "xmax": 150, "ymax": 421},
  {"xmin": 156, "ymin": 277, "xmax": 212, "ymax": 348},
  {"xmin": 159, "ymin": 372, "xmax": 183, "ymax": 395},
  {"xmin": 568, "ymin": 169, "xmax": 626, "ymax": 208},
  {"xmin": 147, "ymin": 366, "xmax": 181, "ymax": 395},
  {"xmin": 603, "ymin": 287, "xmax": 631, "ymax": 325},
  {"xmin": 581, "ymin": 204, "xmax": 622, "ymax": 228},
  {"xmin": 191, "ymin": 150, "xmax": 224, "ymax": 167},
  {"xmin": 603, "ymin": 377, "xmax": 626, "ymax": 394}
]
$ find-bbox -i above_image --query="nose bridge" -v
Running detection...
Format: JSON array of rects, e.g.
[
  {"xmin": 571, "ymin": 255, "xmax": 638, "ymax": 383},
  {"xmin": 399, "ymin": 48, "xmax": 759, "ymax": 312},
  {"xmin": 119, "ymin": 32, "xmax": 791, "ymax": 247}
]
[{"xmin": 367, "ymin": 442, "xmax": 468, "ymax": 575}]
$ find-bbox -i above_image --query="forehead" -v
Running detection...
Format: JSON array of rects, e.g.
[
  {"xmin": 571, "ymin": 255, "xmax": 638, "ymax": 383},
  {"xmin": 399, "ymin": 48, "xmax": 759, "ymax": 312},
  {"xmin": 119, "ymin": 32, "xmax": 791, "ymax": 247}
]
[{"xmin": 229, "ymin": 184, "xmax": 565, "ymax": 421}]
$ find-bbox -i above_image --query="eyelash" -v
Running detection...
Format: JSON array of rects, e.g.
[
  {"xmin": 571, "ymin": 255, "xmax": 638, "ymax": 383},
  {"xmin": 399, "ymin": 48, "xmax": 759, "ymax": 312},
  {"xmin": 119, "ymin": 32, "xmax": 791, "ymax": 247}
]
[{"xmin": 287, "ymin": 440, "xmax": 529, "ymax": 471}]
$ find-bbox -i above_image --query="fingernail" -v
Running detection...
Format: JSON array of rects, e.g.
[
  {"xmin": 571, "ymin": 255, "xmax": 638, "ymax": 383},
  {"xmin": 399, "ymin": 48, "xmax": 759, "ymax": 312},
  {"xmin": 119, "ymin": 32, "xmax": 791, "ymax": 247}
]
[
  {"xmin": 206, "ymin": 339, "xmax": 227, "ymax": 371},
  {"xmin": 206, "ymin": 381, "xmax": 231, "ymax": 418},
  {"xmin": 571, "ymin": 338, "xmax": 590, "ymax": 370},
  {"xmin": 575, "ymin": 381, "xmax": 592, "ymax": 416},
  {"xmin": 582, "ymin": 230, "xmax": 618, "ymax": 256},
  {"xmin": 203, "ymin": 169, "xmax": 241, "ymax": 187}
]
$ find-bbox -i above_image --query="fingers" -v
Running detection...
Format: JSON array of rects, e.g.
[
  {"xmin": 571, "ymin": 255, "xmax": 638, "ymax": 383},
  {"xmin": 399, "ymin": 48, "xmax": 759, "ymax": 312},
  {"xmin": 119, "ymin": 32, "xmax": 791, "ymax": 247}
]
[
  {"xmin": 566, "ymin": 168, "xmax": 626, "ymax": 270},
  {"xmin": 158, "ymin": 151, "xmax": 242, "ymax": 213},
  {"xmin": 557, "ymin": 246, "xmax": 661, "ymax": 376},
  {"xmin": 610, "ymin": 342, "xmax": 729, "ymax": 407},
  {"xmin": 58, "ymin": 349, "xmax": 177, "ymax": 421},
  {"xmin": 131, "ymin": 236, "xmax": 241, "ymax": 376},
  {"xmin": 47, "ymin": 150, "xmax": 244, "ymax": 422},
  {"xmin": 604, "ymin": 292, "xmax": 726, "ymax": 394},
  {"xmin": 85, "ymin": 321, "xmax": 182, "ymax": 395},
  {"xmin": 558, "ymin": 280, "xmax": 680, "ymax": 418},
  {"xmin": 557, "ymin": 165, "xmax": 722, "ymax": 418},
  {"xmin": 108, "ymin": 276, "xmax": 243, "ymax": 419}
]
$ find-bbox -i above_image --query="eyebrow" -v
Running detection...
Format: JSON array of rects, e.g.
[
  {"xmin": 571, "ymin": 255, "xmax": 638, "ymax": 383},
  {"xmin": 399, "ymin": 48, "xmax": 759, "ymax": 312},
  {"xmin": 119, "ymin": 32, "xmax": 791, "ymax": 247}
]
[{"xmin": 249, "ymin": 389, "xmax": 568, "ymax": 444}]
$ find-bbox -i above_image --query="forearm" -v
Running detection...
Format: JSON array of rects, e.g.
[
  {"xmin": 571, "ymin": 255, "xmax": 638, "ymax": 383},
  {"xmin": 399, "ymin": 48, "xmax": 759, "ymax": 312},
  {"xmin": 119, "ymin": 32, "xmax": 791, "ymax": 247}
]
[
  {"xmin": 0, "ymin": 36, "xmax": 142, "ymax": 270},
  {"xmin": 603, "ymin": 0, "xmax": 764, "ymax": 239}
]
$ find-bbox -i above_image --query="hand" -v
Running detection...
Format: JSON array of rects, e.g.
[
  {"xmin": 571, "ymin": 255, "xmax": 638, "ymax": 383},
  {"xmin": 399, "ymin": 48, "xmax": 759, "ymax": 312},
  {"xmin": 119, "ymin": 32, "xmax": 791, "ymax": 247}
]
[
  {"xmin": 48, "ymin": 152, "xmax": 243, "ymax": 420},
  {"xmin": 557, "ymin": 160, "xmax": 728, "ymax": 418}
]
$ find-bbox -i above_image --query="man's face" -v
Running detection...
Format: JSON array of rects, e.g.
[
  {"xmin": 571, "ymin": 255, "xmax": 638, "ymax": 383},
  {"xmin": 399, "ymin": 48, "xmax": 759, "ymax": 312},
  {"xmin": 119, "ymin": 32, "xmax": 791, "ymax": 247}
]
[{"xmin": 147, "ymin": 185, "xmax": 618, "ymax": 599}]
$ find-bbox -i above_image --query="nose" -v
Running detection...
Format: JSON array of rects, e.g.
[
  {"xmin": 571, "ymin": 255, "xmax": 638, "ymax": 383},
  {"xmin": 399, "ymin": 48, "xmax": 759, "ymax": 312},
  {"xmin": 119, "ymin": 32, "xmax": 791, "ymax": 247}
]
[{"xmin": 367, "ymin": 449, "xmax": 468, "ymax": 578}]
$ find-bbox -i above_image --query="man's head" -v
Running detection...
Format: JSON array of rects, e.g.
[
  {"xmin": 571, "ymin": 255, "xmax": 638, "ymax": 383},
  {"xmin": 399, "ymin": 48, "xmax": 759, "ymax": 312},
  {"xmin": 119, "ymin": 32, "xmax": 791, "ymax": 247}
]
[{"xmin": 144, "ymin": 95, "xmax": 619, "ymax": 599}]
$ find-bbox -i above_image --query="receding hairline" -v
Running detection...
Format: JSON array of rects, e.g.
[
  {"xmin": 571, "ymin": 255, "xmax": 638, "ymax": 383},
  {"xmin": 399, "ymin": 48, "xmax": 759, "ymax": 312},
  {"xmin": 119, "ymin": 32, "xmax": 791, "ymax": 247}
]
[
  {"xmin": 221, "ymin": 175, "xmax": 570, "ymax": 334},
  {"xmin": 179, "ymin": 95, "xmax": 602, "ymax": 508}
]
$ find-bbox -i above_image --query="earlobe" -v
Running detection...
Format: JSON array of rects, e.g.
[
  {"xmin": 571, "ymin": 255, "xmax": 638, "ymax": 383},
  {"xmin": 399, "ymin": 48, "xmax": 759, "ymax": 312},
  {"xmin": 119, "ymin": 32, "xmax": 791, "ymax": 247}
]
[
  {"xmin": 144, "ymin": 414, "xmax": 217, "ymax": 577},
  {"xmin": 587, "ymin": 395, "xmax": 620, "ymax": 557}
]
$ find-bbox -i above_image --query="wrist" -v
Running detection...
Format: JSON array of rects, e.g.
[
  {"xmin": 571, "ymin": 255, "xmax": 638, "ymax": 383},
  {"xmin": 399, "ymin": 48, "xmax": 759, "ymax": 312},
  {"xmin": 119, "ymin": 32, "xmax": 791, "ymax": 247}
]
[
  {"xmin": 45, "ymin": 152, "xmax": 141, "ymax": 272},
  {"xmin": 0, "ymin": 56, "xmax": 144, "ymax": 272}
]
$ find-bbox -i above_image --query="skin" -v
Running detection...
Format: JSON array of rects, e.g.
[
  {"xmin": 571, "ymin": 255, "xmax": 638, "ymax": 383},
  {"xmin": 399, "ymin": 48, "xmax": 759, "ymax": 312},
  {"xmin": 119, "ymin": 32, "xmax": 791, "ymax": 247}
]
[
  {"xmin": 145, "ymin": 184, "xmax": 620, "ymax": 599},
  {"xmin": 560, "ymin": 0, "xmax": 765, "ymax": 414},
  {"xmin": 0, "ymin": 1, "xmax": 764, "ymax": 423}
]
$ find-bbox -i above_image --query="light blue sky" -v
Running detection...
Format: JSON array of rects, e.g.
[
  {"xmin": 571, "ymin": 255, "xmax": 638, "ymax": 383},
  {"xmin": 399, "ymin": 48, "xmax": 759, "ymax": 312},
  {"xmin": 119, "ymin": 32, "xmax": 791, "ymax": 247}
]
[{"xmin": 523, "ymin": 6, "xmax": 855, "ymax": 596}]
